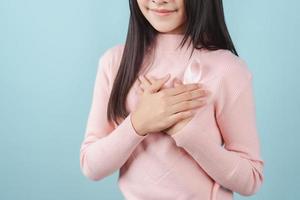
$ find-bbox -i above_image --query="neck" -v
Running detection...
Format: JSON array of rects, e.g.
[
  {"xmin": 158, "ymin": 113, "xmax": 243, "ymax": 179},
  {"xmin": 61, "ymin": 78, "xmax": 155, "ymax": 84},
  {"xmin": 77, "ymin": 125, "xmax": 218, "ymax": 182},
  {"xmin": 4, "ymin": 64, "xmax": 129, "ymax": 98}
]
[{"xmin": 154, "ymin": 32, "xmax": 193, "ymax": 54}]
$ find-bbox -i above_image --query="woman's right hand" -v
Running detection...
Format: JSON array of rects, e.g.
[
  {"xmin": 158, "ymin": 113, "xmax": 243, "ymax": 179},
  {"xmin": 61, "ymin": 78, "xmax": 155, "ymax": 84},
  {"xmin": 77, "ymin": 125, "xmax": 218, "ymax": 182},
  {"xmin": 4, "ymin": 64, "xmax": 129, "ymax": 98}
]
[{"xmin": 131, "ymin": 74, "xmax": 207, "ymax": 136}]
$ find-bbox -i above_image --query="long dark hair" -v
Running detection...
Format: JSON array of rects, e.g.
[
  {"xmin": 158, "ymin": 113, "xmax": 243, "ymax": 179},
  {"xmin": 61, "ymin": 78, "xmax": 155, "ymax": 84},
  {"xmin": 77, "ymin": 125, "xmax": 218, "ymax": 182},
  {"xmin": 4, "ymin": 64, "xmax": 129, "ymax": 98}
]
[{"xmin": 107, "ymin": 0, "xmax": 238, "ymax": 125}]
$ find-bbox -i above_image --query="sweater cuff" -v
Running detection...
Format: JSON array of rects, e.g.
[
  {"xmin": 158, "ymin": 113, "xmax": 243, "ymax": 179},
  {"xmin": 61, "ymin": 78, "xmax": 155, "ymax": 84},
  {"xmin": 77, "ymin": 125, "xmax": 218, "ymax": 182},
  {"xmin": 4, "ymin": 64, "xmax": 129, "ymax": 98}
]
[
  {"xmin": 122, "ymin": 113, "xmax": 148, "ymax": 143},
  {"xmin": 170, "ymin": 114, "xmax": 207, "ymax": 147}
]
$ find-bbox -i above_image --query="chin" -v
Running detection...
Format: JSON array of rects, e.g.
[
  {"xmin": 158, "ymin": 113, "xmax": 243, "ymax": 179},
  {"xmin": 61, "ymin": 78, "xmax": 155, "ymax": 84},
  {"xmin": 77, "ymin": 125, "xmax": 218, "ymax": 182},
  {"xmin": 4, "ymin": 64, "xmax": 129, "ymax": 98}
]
[{"xmin": 150, "ymin": 23, "xmax": 182, "ymax": 34}]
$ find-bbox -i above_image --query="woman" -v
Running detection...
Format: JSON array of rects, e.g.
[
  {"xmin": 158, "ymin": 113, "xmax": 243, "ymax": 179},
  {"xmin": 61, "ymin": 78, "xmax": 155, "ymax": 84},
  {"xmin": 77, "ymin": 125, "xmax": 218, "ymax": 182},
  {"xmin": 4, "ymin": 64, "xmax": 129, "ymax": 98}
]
[{"xmin": 79, "ymin": 0, "xmax": 265, "ymax": 199}]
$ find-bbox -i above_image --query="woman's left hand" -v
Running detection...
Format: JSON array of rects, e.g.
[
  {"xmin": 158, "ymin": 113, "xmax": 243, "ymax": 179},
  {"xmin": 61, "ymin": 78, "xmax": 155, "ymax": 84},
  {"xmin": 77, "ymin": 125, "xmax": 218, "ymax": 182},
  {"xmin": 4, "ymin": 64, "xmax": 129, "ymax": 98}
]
[{"xmin": 137, "ymin": 75, "xmax": 199, "ymax": 136}]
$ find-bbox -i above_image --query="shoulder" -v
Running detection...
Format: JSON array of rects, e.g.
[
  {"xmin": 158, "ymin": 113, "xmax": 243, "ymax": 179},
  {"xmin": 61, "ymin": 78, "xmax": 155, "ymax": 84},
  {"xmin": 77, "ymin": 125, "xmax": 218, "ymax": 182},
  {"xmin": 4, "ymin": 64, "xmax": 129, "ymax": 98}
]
[
  {"xmin": 98, "ymin": 43, "xmax": 125, "ymax": 67},
  {"xmin": 215, "ymin": 49, "xmax": 252, "ymax": 80},
  {"xmin": 203, "ymin": 49, "xmax": 252, "ymax": 78},
  {"xmin": 97, "ymin": 43, "xmax": 125, "ymax": 76},
  {"xmin": 198, "ymin": 48, "xmax": 253, "ymax": 83},
  {"xmin": 203, "ymin": 49, "xmax": 254, "ymax": 116}
]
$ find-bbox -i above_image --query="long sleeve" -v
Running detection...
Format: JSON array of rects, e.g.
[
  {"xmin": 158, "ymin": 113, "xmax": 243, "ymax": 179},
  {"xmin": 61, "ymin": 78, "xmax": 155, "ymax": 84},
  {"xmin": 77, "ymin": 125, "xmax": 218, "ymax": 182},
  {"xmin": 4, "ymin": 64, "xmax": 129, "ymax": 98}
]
[
  {"xmin": 170, "ymin": 59, "xmax": 264, "ymax": 196},
  {"xmin": 79, "ymin": 48, "xmax": 147, "ymax": 181}
]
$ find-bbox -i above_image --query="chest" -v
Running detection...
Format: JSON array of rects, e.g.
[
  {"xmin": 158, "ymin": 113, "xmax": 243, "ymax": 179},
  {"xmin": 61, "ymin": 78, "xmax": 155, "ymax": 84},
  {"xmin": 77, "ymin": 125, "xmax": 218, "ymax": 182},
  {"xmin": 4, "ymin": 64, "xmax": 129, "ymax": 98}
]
[{"xmin": 126, "ymin": 57, "xmax": 224, "ymax": 145}]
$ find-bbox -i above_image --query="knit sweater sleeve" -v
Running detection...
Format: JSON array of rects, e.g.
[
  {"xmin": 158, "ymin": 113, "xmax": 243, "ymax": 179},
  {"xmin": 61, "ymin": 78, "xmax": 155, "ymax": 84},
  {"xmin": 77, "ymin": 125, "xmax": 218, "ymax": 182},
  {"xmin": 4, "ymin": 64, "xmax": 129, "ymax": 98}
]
[
  {"xmin": 170, "ymin": 57, "xmax": 264, "ymax": 196},
  {"xmin": 79, "ymin": 47, "xmax": 147, "ymax": 181}
]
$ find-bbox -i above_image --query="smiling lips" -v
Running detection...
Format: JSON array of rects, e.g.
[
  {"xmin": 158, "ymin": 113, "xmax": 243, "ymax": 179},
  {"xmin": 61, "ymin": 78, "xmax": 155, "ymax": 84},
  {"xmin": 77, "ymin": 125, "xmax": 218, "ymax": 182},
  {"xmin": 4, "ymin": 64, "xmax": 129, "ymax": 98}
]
[{"xmin": 149, "ymin": 8, "xmax": 177, "ymax": 16}]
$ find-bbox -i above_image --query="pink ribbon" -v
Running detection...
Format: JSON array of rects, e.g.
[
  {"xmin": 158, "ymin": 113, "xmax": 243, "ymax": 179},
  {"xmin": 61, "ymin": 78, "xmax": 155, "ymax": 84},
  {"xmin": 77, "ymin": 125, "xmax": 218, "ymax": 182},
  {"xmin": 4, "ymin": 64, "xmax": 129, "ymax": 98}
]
[{"xmin": 182, "ymin": 57, "xmax": 204, "ymax": 84}]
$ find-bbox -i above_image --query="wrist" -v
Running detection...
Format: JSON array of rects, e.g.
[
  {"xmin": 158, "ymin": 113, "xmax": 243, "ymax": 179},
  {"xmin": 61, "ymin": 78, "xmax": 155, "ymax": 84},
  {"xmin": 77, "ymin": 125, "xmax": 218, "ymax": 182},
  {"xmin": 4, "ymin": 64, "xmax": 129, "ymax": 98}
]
[{"xmin": 130, "ymin": 112, "xmax": 148, "ymax": 136}]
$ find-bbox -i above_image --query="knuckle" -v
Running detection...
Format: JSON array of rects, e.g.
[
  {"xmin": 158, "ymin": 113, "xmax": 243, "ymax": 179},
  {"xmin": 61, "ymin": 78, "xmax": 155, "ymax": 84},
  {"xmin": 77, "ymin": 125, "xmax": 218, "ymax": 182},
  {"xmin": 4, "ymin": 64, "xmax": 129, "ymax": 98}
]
[{"xmin": 178, "ymin": 112, "xmax": 184, "ymax": 119}]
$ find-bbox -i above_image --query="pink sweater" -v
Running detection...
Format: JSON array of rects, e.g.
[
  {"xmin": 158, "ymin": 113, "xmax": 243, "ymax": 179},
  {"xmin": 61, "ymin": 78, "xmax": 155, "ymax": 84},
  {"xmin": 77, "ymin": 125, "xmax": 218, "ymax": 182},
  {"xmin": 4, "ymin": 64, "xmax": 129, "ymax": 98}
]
[{"xmin": 79, "ymin": 33, "xmax": 264, "ymax": 200}]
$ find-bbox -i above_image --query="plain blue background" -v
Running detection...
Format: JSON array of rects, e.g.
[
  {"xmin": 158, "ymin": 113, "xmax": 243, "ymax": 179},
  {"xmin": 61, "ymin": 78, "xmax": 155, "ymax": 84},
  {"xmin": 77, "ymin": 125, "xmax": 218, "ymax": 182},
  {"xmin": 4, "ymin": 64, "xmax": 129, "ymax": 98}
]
[{"xmin": 0, "ymin": 0, "xmax": 299, "ymax": 199}]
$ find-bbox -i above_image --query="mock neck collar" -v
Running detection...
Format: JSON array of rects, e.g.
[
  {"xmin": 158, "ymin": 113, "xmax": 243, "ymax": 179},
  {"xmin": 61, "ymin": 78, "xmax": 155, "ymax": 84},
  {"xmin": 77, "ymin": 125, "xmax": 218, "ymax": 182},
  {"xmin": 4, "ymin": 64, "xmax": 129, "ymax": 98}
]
[{"xmin": 154, "ymin": 33, "xmax": 194, "ymax": 54}]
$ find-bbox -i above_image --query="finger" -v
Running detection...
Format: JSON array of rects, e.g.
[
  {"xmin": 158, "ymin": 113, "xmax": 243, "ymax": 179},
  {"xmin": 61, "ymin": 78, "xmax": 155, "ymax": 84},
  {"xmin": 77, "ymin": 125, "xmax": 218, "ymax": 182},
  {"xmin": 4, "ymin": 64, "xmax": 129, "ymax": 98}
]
[
  {"xmin": 139, "ymin": 75, "xmax": 152, "ymax": 88},
  {"xmin": 148, "ymin": 76, "xmax": 157, "ymax": 84},
  {"xmin": 139, "ymin": 82, "xmax": 147, "ymax": 91},
  {"xmin": 137, "ymin": 88, "xmax": 143, "ymax": 95},
  {"xmin": 138, "ymin": 75, "xmax": 153, "ymax": 91},
  {"xmin": 175, "ymin": 79, "xmax": 183, "ymax": 85},
  {"xmin": 148, "ymin": 74, "xmax": 170, "ymax": 93},
  {"xmin": 168, "ymin": 110, "xmax": 195, "ymax": 124},
  {"xmin": 137, "ymin": 76, "xmax": 141, "ymax": 84},
  {"xmin": 169, "ymin": 88, "xmax": 210, "ymax": 105},
  {"xmin": 170, "ymin": 99, "xmax": 207, "ymax": 114},
  {"xmin": 174, "ymin": 79, "xmax": 182, "ymax": 86},
  {"xmin": 160, "ymin": 83, "xmax": 204, "ymax": 96},
  {"xmin": 173, "ymin": 78, "xmax": 182, "ymax": 86}
]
